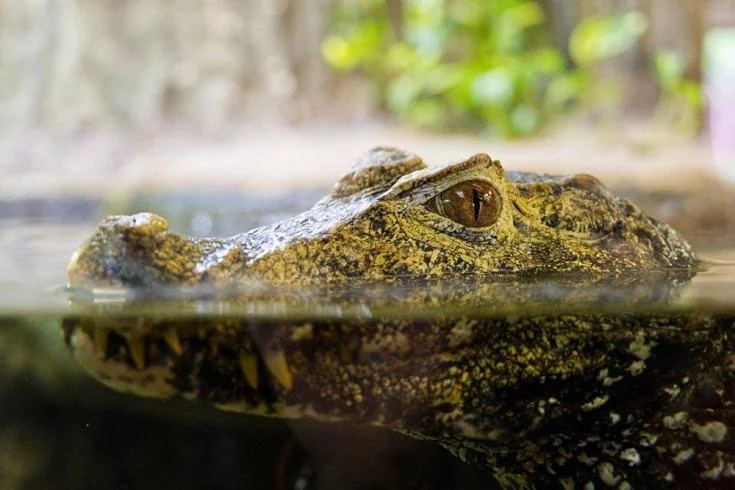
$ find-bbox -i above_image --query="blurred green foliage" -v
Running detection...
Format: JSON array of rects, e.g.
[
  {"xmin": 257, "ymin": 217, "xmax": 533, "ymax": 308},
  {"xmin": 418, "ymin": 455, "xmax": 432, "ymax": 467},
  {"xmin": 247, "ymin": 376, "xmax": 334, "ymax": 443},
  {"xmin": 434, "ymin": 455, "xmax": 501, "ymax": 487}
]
[
  {"xmin": 322, "ymin": 1, "xmax": 699, "ymax": 137},
  {"xmin": 569, "ymin": 11, "xmax": 647, "ymax": 65},
  {"xmin": 323, "ymin": 0, "xmax": 565, "ymax": 136},
  {"xmin": 566, "ymin": 11, "xmax": 648, "ymax": 116},
  {"xmin": 653, "ymin": 50, "xmax": 703, "ymax": 134}
]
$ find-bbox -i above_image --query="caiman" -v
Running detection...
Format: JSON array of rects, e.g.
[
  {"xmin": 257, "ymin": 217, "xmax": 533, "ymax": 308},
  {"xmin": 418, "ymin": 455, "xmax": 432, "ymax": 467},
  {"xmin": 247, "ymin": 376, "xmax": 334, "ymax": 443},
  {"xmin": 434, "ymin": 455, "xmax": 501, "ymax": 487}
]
[{"xmin": 62, "ymin": 148, "xmax": 734, "ymax": 488}]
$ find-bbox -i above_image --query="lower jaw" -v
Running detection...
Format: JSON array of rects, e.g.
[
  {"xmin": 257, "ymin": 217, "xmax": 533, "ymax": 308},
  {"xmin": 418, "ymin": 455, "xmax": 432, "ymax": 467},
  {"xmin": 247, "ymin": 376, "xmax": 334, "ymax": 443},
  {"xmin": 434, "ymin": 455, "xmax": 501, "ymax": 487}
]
[{"xmin": 61, "ymin": 316, "xmax": 296, "ymax": 413}]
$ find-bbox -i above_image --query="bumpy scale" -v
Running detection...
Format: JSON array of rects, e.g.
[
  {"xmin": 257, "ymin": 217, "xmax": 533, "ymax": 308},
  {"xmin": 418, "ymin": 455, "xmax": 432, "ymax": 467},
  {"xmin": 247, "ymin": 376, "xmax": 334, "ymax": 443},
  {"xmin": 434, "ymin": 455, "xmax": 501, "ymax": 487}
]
[{"xmin": 64, "ymin": 148, "xmax": 735, "ymax": 489}]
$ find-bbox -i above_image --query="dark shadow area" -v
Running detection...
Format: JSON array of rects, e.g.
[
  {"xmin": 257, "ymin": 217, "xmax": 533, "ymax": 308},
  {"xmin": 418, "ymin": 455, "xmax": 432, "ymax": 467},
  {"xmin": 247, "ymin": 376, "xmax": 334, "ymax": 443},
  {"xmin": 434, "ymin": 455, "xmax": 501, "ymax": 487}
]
[{"xmin": 0, "ymin": 317, "xmax": 495, "ymax": 490}]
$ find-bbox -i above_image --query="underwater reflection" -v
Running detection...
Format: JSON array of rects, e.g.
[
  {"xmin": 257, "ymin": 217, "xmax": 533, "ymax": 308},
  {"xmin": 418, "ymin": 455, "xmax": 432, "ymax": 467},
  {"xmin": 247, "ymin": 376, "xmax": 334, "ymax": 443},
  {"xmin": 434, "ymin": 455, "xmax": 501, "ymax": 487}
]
[{"xmin": 59, "ymin": 271, "xmax": 735, "ymax": 488}]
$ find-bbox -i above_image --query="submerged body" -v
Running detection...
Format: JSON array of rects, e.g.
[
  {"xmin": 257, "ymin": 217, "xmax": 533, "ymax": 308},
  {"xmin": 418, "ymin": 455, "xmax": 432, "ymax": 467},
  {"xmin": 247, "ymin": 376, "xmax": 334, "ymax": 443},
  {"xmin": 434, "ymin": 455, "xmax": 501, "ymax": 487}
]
[{"xmin": 63, "ymin": 149, "xmax": 735, "ymax": 488}]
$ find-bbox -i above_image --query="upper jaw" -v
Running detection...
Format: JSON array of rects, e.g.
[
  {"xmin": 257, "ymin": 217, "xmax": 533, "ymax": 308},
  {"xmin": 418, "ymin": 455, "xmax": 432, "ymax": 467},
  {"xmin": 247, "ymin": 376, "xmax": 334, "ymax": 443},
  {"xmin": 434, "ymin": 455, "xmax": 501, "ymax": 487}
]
[{"xmin": 67, "ymin": 212, "xmax": 233, "ymax": 290}]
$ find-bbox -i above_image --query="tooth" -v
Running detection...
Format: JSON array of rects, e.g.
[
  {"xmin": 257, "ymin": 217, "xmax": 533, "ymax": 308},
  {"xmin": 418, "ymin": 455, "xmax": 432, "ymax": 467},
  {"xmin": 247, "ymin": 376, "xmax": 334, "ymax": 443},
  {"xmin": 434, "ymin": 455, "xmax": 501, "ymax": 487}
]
[
  {"xmin": 239, "ymin": 353, "xmax": 259, "ymax": 389},
  {"xmin": 128, "ymin": 338, "xmax": 146, "ymax": 369},
  {"xmin": 162, "ymin": 329, "xmax": 183, "ymax": 355},
  {"xmin": 263, "ymin": 350, "xmax": 292, "ymax": 390},
  {"xmin": 94, "ymin": 329, "xmax": 110, "ymax": 355}
]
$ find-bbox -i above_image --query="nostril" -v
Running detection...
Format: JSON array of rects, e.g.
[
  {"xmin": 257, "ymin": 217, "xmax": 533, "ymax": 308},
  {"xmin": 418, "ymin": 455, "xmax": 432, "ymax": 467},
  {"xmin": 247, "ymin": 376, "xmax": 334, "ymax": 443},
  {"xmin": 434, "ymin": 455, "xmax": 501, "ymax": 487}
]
[
  {"xmin": 68, "ymin": 212, "xmax": 208, "ymax": 289},
  {"xmin": 111, "ymin": 212, "xmax": 168, "ymax": 236}
]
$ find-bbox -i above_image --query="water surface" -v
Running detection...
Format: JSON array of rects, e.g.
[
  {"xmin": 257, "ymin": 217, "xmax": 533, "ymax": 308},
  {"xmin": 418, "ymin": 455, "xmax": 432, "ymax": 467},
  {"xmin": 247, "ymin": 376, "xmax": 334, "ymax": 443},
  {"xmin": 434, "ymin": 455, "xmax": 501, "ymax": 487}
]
[{"xmin": 1, "ymin": 189, "xmax": 733, "ymax": 490}]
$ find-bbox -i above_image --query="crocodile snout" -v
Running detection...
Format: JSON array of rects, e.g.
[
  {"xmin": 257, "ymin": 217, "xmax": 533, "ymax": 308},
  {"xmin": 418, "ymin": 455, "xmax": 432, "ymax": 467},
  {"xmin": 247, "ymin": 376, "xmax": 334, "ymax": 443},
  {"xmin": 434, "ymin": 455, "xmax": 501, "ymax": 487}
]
[{"xmin": 67, "ymin": 212, "xmax": 205, "ymax": 289}]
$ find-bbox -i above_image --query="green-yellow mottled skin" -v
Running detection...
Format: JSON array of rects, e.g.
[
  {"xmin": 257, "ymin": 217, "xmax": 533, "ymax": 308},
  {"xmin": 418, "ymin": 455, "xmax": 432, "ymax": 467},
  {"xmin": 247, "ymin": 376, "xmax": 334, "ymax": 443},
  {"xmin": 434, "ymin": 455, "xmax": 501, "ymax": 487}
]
[
  {"xmin": 63, "ymin": 149, "xmax": 735, "ymax": 488},
  {"xmin": 67, "ymin": 148, "xmax": 695, "ymax": 288}
]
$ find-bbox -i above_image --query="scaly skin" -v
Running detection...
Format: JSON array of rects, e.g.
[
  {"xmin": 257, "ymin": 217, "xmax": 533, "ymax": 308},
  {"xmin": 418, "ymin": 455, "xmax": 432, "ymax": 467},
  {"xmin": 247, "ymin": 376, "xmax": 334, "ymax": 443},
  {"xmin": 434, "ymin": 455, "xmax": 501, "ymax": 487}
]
[
  {"xmin": 63, "ymin": 148, "xmax": 735, "ymax": 488},
  {"xmin": 67, "ymin": 148, "xmax": 695, "ymax": 288}
]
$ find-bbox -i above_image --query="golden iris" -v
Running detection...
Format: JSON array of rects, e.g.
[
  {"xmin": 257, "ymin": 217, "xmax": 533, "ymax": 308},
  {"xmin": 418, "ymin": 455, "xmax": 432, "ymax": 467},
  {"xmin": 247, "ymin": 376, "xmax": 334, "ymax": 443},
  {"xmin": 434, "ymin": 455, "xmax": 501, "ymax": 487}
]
[{"xmin": 426, "ymin": 180, "xmax": 501, "ymax": 228}]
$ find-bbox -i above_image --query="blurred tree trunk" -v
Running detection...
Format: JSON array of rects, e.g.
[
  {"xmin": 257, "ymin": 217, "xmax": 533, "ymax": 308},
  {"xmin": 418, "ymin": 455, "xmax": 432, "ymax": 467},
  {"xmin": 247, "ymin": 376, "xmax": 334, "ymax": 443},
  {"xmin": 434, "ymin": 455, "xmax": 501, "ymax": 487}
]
[
  {"xmin": 386, "ymin": 0, "xmax": 404, "ymax": 39},
  {"xmin": 649, "ymin": 0, "xmax": 704, "ymax": 80},
  {"xmin": 685, "ymin": 0, "xmax": 705, "ymax": 82},
  {"xmin": 0, "ymin": 0, "xmax": 337, "ymax": 132},
  {"xmin": 539, "ymin": 0, "xmax": 579, "ymax": 65}
]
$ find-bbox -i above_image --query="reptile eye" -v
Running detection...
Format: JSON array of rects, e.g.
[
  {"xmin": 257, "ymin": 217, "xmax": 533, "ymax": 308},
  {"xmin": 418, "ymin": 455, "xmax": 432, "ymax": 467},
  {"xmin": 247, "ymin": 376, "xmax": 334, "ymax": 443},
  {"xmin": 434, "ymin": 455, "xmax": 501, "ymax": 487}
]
[{"xmin": 427, "ymin": 180, "xmax": 501, "ymax": 228}]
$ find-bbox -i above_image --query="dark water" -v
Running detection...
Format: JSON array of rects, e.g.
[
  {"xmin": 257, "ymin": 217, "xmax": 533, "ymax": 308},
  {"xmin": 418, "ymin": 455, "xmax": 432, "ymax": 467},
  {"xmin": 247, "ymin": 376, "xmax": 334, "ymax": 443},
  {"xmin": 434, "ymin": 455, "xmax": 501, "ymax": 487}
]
[
  {"xmin": 3, "ymin": 315, "xmax": 489, "ymax": 490},
  {"xmin": 2, "ymin": 307, "xmax": 501, "ymax": 490},
  {"xmin": 1, "ymin": 191, "xmax": 734, "ymax": 490}
]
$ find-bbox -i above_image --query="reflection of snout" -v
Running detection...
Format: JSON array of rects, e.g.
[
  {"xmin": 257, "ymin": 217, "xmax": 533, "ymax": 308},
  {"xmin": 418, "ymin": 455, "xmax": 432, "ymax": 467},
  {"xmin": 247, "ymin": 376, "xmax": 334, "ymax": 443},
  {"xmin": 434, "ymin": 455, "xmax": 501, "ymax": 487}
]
[
  {"xmin": 60, "ymin": 315, "xmax": 294, "ymax": 408},
  {"xmin": 67, "ymin": 212, "xmax": 191, "ymax": 289}
]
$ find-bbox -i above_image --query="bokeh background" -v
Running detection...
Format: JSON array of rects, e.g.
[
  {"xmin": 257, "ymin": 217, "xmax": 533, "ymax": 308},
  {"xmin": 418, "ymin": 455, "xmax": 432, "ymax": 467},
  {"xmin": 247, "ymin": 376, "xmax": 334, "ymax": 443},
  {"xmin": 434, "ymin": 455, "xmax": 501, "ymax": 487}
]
[
  {"xmin": 1, "ymin": 2, "xmax": 735, "ymax": 489},
  {"xmin": 1, "ymin": 0, "xmax": 734, "ymax": 199}
]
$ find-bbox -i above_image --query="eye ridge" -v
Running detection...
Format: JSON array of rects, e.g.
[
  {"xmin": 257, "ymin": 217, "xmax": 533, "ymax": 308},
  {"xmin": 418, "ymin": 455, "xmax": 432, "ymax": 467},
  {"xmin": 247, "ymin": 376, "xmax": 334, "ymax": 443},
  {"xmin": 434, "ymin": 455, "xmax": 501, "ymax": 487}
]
[{"xmin": 426, "ymin": 179, "xmax": 501, "ymax": 228}]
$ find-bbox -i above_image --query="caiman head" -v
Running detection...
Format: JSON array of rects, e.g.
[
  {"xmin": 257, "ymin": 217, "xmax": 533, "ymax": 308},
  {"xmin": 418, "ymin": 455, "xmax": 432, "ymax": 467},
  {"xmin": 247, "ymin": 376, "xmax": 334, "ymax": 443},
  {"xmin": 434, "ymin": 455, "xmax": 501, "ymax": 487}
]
[
  {"xmin": 66, "ymin": 147, "xmax": 696, "ymax": 289},
  {"xmin": 62, "ymin": 149, "xmax": 728, "ymax": 488}
]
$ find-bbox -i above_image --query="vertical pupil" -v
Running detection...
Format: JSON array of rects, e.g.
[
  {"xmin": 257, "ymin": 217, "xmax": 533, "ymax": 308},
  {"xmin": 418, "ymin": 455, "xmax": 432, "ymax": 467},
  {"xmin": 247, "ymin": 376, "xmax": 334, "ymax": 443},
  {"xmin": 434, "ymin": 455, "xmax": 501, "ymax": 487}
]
[
  {"xmin": 472, "ymin": 187, "xmax": 481, "ymax": 224},
  {"xmin": 429, "ymin": 180, "xmax": 500, "ymax": 228}
]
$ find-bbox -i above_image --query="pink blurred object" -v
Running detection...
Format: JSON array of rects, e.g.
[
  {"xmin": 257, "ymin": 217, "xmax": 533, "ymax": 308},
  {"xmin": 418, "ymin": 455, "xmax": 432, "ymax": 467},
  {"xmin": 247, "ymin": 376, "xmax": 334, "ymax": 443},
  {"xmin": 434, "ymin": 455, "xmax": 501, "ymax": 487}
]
[{"xmin": 705, "ymin": 28, "xmax": 735, "ymax": 181}]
